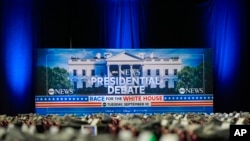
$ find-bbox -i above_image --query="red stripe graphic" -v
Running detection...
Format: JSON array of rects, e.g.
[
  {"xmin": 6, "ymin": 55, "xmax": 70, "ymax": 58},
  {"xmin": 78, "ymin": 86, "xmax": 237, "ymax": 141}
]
[
  {"xmin": 151, "ymin": 101, "xmax": 213, "ymax": 106},
  {"xmin": 36, "ymin": 102, "xmax": 102, "ymax": 108},
  {"xmin": 35, "ymin": 101, "xmax": 213, "ymax": 108},
  {"xmin": 36, "ymin": 102, "xmax": 101, "ymax": 104}
]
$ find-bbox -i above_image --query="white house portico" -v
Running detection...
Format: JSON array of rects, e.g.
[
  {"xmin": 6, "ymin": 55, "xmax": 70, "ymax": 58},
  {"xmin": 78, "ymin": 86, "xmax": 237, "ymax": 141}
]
[{"xmin": 68, "ymin": 51, "xmax": 182, "ymax": 91}]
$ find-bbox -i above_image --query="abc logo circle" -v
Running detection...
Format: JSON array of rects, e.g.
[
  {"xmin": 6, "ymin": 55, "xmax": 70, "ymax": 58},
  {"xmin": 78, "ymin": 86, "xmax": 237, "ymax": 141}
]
[
  {"xmin": 179, "ymin": 88, "xmax": 185, "ymax": 94},
  {"xmin": 48, "ymin": 88, "xmax": 55, "ymax": 95}
]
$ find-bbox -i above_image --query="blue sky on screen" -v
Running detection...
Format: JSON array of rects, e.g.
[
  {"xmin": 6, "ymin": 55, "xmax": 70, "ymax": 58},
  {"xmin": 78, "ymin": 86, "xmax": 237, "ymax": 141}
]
[{"xmin": 37, "ymin": 48, "xmax": 207, "ymax": 69}]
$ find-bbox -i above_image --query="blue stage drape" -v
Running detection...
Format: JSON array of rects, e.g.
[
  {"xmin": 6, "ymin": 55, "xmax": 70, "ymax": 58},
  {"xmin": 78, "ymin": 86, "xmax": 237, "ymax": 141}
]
[
  {"xmin": 196, "ymin": 0, "xmax": 247, "ymax": 111},
  {"xmin": 100, "ymin": 0, "xmax": 148, "ymax": 48},
  {"xmin": 1, "ymin": 0, "xmax": 36, "ymax": 114},
  {"xmin": 211, "ymin": 0, "xmax": 245, "ymax": 83}
]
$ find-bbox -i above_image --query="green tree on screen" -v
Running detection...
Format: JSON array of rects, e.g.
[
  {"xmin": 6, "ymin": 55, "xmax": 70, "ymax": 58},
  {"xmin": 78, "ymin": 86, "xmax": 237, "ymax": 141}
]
[
  {"xmin": 176, "ymin": 64, "xmax": 203, "ymax": 91},
  {"xmin": 36, "ymin": 66, "xmax": 72, "ymax": 95},
  {"xmin": 176, "ymin": 62, "xmax": 213, "ymax": 94}
]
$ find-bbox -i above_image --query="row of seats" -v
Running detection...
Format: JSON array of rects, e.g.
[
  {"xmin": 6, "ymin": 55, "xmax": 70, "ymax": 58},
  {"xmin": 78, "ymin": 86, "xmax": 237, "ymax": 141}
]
[{"xmin": 0, "ymin": 112, "xmax": 249, "ymax": 141}]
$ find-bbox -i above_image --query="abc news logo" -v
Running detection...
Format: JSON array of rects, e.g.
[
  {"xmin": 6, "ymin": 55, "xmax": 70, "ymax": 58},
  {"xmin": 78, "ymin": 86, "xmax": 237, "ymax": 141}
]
[
  {"xmin": 230, "ymin": 125, "xmax": 250, "ymax": 141},
  {"xmin": 178, "ymin": 87, "xmax": 204, "ymax": 94},
  {"xmin": 48, "ymin": 88, "xmax": 74, "ymax": 95}
]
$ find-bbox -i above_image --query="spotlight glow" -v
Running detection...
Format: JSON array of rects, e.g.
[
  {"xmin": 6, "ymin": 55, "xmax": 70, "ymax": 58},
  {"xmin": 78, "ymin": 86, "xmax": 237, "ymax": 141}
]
[{"xmin": 1, "ymin": 0, "xmax": 33, "ymax": 96}]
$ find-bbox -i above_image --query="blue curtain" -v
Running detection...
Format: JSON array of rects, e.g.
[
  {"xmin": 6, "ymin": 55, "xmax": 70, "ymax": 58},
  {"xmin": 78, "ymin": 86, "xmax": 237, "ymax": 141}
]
[
  {"xmin": 210, "ymin": 0, "xmax": 245, "ymax": 83},
  {"xmin": 197, "ymin": 0, "xmax": 247, "ymax": 111},
  {"xmin": 1, "ymin": 0, "xmax": 36, "ymax": 114},
  {"xmin": 100, "ymin": 0, "xmax": 148, "ymax": 48}
]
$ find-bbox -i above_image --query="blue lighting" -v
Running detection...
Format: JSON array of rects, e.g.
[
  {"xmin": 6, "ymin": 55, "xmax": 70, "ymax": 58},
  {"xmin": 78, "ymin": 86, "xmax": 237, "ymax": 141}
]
[
  {"xmin": 1, "ymin": 0, "xmax": 33, "ymax": 96},
  {"xmin": 103, "ymin": 0, "xmax": 147, "ymax": 48},
  {"xmin": 207, "ymin": 0, "xmax": 244, "ymax": 83}
]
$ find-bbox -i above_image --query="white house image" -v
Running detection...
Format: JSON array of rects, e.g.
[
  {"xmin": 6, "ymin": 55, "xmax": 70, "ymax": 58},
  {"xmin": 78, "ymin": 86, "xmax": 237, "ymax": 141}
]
[{"xmin": 68, "ymin": 52, "xmax": 182, "ymax": 91}]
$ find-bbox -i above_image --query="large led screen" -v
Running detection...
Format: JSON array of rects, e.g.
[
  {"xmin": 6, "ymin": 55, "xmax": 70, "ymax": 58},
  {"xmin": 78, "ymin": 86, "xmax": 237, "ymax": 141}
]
[{"xmin": 36, "ymin": 48, "xmax": 213, "ymax": 115}]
